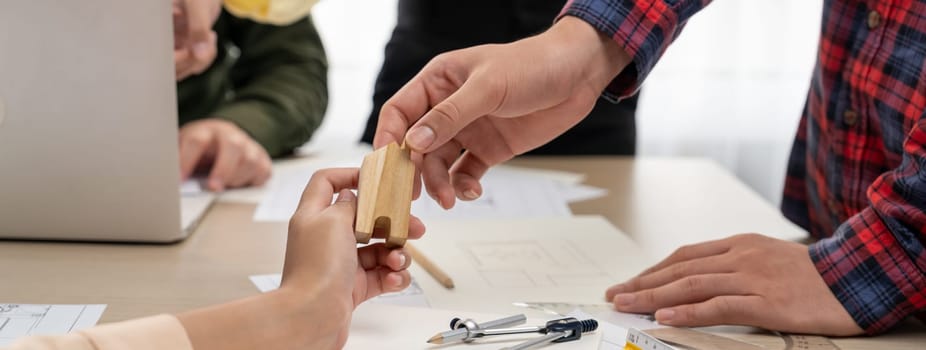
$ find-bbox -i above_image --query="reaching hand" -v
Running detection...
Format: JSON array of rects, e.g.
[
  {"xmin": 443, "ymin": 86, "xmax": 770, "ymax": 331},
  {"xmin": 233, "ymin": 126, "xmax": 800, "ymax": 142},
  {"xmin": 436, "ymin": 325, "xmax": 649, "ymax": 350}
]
[
  {"xmin": 283, "ymin": 168, "xmax": 427, "ymax": 347},
  {"xmin": 373, "ymin": 17, "xmax": 630, "ymax": 209},
  {"xmin": 173, "ymin": 0, "xmax": 222, "ymax": 81},
  {"xmin": 179, "ymin": 119, "xmax": 272, "ymax": 191},
  {"xmin": 606, "ymin": 234, "xmax": 864, "ymax": 336},
  {"xmin": 177, "ymin": 168, "xmax": 426, "ymax": 350}
]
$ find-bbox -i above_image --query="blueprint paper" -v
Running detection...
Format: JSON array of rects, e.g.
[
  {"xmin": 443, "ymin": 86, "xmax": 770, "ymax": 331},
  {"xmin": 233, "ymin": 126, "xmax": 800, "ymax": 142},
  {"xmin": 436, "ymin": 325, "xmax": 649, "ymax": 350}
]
[{"xmin": 0, "ymin": 304, "xmax": 106, "ymax": 346}]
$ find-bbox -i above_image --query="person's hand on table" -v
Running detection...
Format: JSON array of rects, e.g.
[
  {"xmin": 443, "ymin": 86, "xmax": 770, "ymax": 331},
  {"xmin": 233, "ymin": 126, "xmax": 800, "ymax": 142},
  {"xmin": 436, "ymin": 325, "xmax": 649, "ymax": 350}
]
[
  {"xmin": 179, "ymin": 118, "xmax": 272, "ymax": 191},
  {"xmin": 605, "ymin": 234, "xmax": 864, "ymax": 336},
  {"xmin": 373, "ymin": 17, "xmax": 630, "ymax": 210},
  {"xmin": 180, "ymin": 168, "xmax": 426, "ymax": 350},
  {"xmin": 173, "ymin": 0, "xmax": 222, "ymax": 81}
]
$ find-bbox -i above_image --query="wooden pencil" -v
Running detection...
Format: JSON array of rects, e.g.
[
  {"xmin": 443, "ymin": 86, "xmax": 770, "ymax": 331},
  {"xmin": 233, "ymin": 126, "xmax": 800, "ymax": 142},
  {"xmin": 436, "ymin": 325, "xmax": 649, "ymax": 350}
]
[{"xmin": 404, "ymin": 243, "xmax": 455, "ymax": 289}]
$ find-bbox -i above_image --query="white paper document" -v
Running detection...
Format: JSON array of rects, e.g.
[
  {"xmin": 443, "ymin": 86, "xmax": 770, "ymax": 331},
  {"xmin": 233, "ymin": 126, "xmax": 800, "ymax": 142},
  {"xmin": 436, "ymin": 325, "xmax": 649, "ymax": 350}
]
[
  {"xmin": 0, "ymin": 304, "xmax": 106, "ymax": 346},
  {"xmin": 406, "ymin": 216, "xmax": 655, "ymax": 316},
  {"xmin": 249, "ymin": 274, "xmax": 430, "ymax": 307},
  {"xmin": 253, "ymin": 157, "xmax": 361, "ymax": 222},
  {"xmin": 180, "ymin": 179, "xmax": 205, "ymax": 196},
  {"xmin": 346, "ymin": 303, "xmax": 599, "ymax": 350},
  {"xmin": 409, "ymin": 167, "xmax": 574, "ymax": 220}
]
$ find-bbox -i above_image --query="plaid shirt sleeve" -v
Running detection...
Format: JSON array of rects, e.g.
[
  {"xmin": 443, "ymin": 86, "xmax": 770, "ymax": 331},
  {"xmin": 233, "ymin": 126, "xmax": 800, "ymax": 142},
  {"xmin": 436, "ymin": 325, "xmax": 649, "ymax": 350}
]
[
  {"xmin": 557, "ymin": 0, "xmax": 712, "ymax": 101},
  {"xmin": 810, "ymin": 118, "xmax": 926, "ymax": 334}
]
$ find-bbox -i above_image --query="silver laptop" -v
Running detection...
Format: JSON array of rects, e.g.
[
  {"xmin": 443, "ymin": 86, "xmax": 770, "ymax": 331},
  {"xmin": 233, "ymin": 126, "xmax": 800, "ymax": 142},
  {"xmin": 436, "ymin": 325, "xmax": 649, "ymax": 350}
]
[{"xmin": 0, "ymin": 0, "xmax": 214, "ymax": 242}]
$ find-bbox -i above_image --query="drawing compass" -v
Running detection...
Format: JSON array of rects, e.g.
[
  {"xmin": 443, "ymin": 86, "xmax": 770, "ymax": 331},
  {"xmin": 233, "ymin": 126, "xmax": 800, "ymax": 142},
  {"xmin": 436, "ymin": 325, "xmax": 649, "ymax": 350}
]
[{"xmin": 427, "ymin": 314, "xmax": 598, "ymax": 349}]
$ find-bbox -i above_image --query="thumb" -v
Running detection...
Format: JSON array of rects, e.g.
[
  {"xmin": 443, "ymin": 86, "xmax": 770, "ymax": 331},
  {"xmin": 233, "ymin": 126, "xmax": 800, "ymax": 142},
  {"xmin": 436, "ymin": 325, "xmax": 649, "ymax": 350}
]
[
  {"xmin": 404, "ymin": 77, "xmax": 499, "ymax": 153},
  {"xmin": 330, "ymin": 189, "xmax": 358, "ymax": 219}
]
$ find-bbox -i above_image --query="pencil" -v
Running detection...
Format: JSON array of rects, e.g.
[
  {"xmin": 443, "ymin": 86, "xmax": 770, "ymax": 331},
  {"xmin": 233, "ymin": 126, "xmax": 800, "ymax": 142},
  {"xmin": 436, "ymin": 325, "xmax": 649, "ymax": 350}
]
[{"xmin": 404, "ymin": 243, "xmax": 455, "ymax": 289}]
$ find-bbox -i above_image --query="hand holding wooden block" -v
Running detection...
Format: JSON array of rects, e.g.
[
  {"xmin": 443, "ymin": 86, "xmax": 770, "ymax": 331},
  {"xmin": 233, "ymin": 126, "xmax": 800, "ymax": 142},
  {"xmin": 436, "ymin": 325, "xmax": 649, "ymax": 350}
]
[{"xmin": 355, "ymin": 142, "xmax": 415, "ymax": 247}]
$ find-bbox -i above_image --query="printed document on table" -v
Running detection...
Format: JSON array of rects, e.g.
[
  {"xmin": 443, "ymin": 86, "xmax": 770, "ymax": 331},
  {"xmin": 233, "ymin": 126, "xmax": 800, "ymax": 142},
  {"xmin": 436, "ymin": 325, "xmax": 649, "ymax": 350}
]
[
  {"xmin": 405, "ymin": 216, "xmax": 655, "ymax": 316},
  {"xmin": 253, "ymin": 158, "xmax": 361, "ymax": 222},
  {"xmin": 409, "ymin": 167, "xmax": 574, "ymax": 220},
  {"xmin": 0, "ymin": 304, "xmax": 106, "ymax": 346}
]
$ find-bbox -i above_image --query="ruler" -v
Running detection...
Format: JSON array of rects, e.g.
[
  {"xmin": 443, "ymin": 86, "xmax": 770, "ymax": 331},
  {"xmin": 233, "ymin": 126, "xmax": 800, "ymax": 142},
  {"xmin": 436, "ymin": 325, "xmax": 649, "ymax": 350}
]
[
  {"xmin": 625, "ymin": 328, "xmax": 841, "ymax": 350},
  {"xmin": 624, "ymin": 328, "xmax": 675, "ymax": 350}
]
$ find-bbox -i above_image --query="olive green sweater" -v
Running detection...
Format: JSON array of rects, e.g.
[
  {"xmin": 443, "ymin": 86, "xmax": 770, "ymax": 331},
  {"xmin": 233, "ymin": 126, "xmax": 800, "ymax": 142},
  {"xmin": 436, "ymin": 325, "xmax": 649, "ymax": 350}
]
[{"xmin": 177, "ymin": 11, "xmax": 328, "ymax": 157}]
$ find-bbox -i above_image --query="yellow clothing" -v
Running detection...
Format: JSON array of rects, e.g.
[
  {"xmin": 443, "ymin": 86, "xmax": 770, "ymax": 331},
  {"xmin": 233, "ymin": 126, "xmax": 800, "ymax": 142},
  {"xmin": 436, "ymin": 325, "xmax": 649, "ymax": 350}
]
[
  {"xmin": 4, "ymin": 315, "xmax": 192, "ymax": 350},
  {"xmin": 224, "ymin": 0, "xmax": 318, "ymax": 25}
]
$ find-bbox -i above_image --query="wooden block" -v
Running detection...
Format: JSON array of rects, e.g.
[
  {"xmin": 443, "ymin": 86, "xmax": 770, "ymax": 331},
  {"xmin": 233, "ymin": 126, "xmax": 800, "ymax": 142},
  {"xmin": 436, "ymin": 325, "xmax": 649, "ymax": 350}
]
[{"xmin": 355, "ymin": 142, "xmax": 415, "ymax": 247}]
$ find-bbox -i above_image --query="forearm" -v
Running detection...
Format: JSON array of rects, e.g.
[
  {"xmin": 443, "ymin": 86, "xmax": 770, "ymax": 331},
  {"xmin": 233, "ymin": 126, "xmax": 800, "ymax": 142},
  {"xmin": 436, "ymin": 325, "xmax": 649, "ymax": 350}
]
[
  {"xmin": 811, "ymin": 123, "xmax": 926, "ymax": 333},
  {"xmin": 216, "ymin": 15, "xmax": 328, "ymax": 157},
  {"xmin": 178, "ymin": 289, "xmax": 345, "ymax": 350}
]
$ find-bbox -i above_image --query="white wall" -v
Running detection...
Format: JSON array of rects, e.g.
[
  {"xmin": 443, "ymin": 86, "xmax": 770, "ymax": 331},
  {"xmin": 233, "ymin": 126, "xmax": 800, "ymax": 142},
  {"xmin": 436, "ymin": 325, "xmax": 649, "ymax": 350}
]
[{"xmin": 306, "ymin": 0, "xmax": 823, "ymax": 205}]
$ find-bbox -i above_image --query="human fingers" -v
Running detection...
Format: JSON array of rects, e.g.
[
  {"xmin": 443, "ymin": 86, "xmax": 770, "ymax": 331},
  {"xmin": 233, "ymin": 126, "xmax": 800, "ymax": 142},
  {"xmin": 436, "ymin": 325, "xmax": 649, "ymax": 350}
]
[
  {"xmin": 373, "ymin": 80, "xmax": 429, "ymax": 149},
  {"xmin": 449, "ymin": 151, "xmax": 488, "ymax": 201},
  {"xmin": 636, "ymin": 238, "xmax": 733, "ymax": 277},
  {"xmin": 403, "ymin": 68, "xmax": 503, "ymax": 153},
  {"xmin": 224, "ymin": 142, "xmax": 269, "ymax": 188},
  {"xmin": 444, "ymin": 98, "xmax": 598, "ymax": 200},
  {"xmin": 612, "ymin": 273, "xmax": 747, "ymax": 314},
  {"xmin": 408, "ymin": 214, "xmax": 426, "ymax": 240},
  {"xmin": 294, "ymin": 168, "xmax": 360, "ymax": 216},
  {"xmin": 283, "ymin": 188, "xmax": 360, "ymax": 299},
  {"xmin": 187, "ymin": 31, "xmax": 217, "ymax": 76},
  {"xmin": 357, "ymin": 244, "xmax": 410, "ymax": 272},
  {"xmin": 206, "ymin": 133, "xmax": 244, "ymax": 192},
  {"xmin": 653, "ymin": 295, "xmax": 764, "ymax": 328},
  {"xmin": 174, "ymin": 49, "xmax": 196, "ymax": 81},
  {"xmin": 181, "ymin": 0, "xmax": 219, "ymax": 51},
  {"xmin": 421, "ymin": 140, "xmax": 463, "ymax": 209},
  {"xmin": 410, "ymin": 152, "xmax": 423, "ymax": 200},
  {"xmin": 606, "ymin": 255, "xmax": 732, "ymax": 300},
  {"xmin": 178, "ymin": 124, "xmax": 214, "ymax": 180},
  {"xmin": 356, "ymin": 269, "xmax": 410, "ymax": 305}
]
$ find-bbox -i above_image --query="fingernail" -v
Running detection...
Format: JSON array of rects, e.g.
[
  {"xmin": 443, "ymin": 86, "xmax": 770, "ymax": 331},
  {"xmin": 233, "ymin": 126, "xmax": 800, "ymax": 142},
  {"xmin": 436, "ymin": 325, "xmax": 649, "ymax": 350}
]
[
  {"xmin": 463, "ymin": 190, "xmax": 479, "ymax": 200},
  {"xmin": 337, "ymin": 189, "xmax": 353, "ymax": 202},
  {"xmin": 610, "ymin": 284, "xmax": 626, "ymax": 294},
  {"xmin": 398, "ymin": 251, "xmax": 408, "ymax": 268},
  {"xmin": 615, "ymin": 293, "xmax": 636, "ymax": 306},
  {"xmin": 655, "ymin": 309, "xmax": 675, "ymax": 322},
  {"xmin": 406, "ymin": 126, "xmax": 435, "ymax": 150}
]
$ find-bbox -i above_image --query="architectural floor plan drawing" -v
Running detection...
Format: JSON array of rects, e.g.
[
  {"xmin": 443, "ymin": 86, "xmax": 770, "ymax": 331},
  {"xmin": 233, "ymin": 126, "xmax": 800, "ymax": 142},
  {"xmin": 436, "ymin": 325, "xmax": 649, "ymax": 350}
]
[
  {"xmin": 465, "ymin": 240, "xmax": 613, "ymax": 288},
  {"xmin": 0, "ymin": 304, "xmax": 106, "ymax": 346}
]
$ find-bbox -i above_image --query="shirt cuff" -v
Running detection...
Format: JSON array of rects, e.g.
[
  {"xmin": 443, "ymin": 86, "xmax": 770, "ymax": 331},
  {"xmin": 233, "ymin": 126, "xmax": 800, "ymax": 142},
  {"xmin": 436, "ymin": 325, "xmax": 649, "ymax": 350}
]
[
  {"xmin": 224, "ymin": 0, "xmax": 317, "ymax": 25},
  {"xmin": 809, "ymin": 208, "xmax": 926, "ymax": 334},
  {"xmin": 557, "ymin": 0, "xmax": 701, "ymax": 101}
]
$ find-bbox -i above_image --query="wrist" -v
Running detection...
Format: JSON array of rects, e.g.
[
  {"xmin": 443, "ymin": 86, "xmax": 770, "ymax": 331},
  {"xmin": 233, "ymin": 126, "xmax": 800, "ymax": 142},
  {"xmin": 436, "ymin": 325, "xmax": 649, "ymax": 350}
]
[
  {"xmin": 548, "ymin": 16, "xmax": 630, "ymax": 93},
  {"xmin": 270, "ymin": 287, "xmax": 351, "ymax": 346}
]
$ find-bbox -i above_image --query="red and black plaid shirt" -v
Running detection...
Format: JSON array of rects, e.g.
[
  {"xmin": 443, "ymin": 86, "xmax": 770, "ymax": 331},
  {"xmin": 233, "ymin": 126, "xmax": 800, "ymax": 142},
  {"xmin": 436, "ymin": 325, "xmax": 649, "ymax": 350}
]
[{"xmin": 562, "ymin": 0, "xmax": 926, "ymax": 334}]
